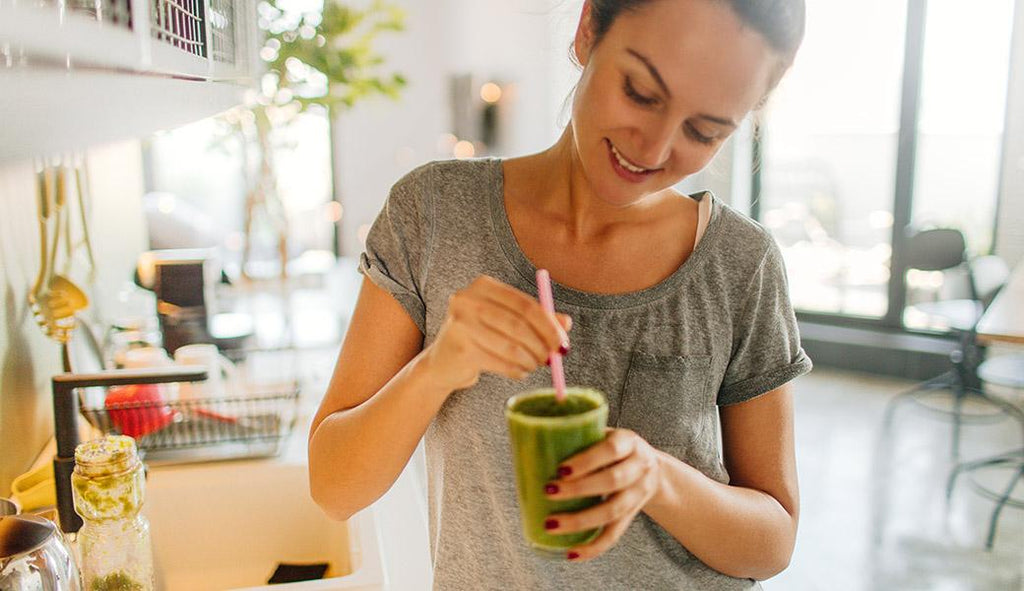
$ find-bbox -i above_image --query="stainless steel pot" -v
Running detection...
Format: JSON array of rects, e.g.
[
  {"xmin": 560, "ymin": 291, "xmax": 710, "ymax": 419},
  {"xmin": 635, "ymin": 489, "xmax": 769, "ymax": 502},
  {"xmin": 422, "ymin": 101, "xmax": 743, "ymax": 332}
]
[{"xmin": 0, "ymin": 514, "xmax": 82, "ymax": 590}]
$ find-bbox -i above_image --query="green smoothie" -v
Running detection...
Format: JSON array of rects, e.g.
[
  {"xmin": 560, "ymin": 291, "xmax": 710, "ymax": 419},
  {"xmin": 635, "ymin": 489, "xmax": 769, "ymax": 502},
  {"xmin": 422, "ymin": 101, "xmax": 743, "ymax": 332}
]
[{"xmin": 505, "ymin": 388, "xmax": 608, "ymax": 555}]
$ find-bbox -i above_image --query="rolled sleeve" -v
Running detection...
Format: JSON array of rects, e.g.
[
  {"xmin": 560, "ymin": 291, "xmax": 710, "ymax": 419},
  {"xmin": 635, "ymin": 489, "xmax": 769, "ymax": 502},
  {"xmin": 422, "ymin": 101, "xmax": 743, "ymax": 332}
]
[
  {"xmin": 718, "ymin": 237, "xmax": 812, "ymax": 406},
  {"xmin": 357, "ymin": 164, "xmax": 435, "ymax": 335}
]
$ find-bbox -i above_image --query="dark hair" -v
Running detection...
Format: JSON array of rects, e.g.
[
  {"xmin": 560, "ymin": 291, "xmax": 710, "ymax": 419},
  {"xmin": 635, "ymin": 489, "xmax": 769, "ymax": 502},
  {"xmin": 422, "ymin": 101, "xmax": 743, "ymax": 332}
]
[{"xmin": 587, "ymin": 0, "xmax": 805, "ymax": 69}]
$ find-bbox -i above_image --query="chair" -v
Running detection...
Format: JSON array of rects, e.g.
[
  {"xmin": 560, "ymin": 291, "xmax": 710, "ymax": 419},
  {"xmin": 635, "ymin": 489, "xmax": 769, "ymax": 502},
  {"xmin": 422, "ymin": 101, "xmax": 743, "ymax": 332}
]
[
  {"xmin": 944, "ymin": 350, "xmax": 1024, "ymax": 549},
  {"xmin": 943, "ymin": 256, "xmax": 1024, "ymax": 549},
  {"xmin": 882, "ymin": 230, "xmax": 1024, "ymax": 459}
]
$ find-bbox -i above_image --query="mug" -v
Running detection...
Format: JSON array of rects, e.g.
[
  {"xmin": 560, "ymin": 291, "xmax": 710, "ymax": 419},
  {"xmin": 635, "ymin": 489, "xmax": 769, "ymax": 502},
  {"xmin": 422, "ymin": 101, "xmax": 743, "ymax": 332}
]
[
  {"xmin": 121, "ymin": 345, "xmax": 177, "ymax": 401},
  {"xmin": 174, "ymin": 344, "xmax": 239, "ymax": 401},
  {"xmin": 121, "ymin": 346, "xmax": 173, "ymax": 368}
]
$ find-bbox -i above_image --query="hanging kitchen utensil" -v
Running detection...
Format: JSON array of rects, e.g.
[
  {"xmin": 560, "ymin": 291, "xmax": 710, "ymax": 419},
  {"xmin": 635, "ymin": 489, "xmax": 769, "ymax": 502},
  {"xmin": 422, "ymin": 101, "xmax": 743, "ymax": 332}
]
[
  {"xmin": 30, "ymin": 160, "xmax": 90, "ymax": 345},
  {"xmin": 28, "ymin": 160, "xmax": 52, "ymax": 323},
  {"xmin": 73, "ymin": 158, "xmax": 97, "ymax": 281}
]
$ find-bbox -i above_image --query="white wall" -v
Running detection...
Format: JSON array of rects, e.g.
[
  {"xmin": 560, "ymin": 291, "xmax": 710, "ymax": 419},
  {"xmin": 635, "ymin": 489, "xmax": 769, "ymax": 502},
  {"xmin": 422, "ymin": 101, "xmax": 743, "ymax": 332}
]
[
  {"xmin": 334, "ymin": 0, "xmax": 586, "ymax": 256},
  {"xmin": 333, "ymin": 0, "xmax": 447, "ymax": 257},
  {"xmin": 995, "ymin": 0, "xmax": 1024, "ymax": 267}
]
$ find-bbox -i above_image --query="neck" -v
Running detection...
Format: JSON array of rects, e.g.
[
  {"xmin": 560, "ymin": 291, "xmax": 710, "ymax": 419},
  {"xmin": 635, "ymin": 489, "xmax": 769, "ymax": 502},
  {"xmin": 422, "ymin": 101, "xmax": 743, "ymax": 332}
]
[{"xmin": 528, "ymin": 126, "xmax": 657, "ymax": 242}]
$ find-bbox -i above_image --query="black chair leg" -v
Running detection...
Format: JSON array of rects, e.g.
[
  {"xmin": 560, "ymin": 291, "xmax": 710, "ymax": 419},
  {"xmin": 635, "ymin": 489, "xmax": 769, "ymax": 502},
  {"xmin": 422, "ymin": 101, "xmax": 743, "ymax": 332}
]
[
  {"xmin": 985, "ymin": 462, "xmax": 1024, "ymax": 550},
  {"xmin": 952, "ymin": 390, "xmax": 964, "ymax": 460}
]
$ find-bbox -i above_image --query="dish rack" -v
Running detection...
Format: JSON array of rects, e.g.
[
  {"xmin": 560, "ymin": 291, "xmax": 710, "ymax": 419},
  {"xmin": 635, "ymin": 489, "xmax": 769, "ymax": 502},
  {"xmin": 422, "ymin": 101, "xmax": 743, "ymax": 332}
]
[
  {"xmin": 55, "ymin": 365, "xmax": 301, "ymax": 464},
  {"xmin": 80, "ymin": 386, "xmax": 301, "ymax": 463}
]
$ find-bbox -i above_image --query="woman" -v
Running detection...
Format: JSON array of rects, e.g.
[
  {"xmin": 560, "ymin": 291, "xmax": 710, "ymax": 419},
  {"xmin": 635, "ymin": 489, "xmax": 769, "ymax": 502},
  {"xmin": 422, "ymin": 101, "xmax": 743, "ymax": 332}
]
[{"xmin": 310, "ymin": 0, "xmax": 810, "ymax": 588}]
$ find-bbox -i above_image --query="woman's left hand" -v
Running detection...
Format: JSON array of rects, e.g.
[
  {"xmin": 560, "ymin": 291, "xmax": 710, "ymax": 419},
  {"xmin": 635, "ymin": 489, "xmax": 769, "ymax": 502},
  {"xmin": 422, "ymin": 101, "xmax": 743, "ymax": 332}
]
[{"xmin": 544, "ymin": 428, "xmax": 663, "ymax": 561}]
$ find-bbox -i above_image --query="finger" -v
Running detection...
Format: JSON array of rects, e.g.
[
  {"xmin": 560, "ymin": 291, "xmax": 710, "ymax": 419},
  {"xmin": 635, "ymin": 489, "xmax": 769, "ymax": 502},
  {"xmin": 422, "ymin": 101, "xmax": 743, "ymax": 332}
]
[
  {"xmin": 566, "ymin": 512, "xmax": 635, "ymax": 562},
  {"xmin": 475, "ymin": 303, "xmax": 551, "ymax": 366},
  {"xmin": 547, "ymin": 488, "xmax": 643, "ymax": 534},
  {"xmin": 558, "ymin": 429, "xmax": 638, "ymax": 482},
  {"xmin": 473, "ymin": 340, "xmax": 533, "ymax": 380},
  {"xmin": 473, "ymin": 276, "xmax": 570, "ymax": 353},
  {"xmin": 467, "ymin": 327, "xmax": 536, "ymax": 375},
  {"xmin": 545, "ymin": 455, "xmax": 649, "ymax": 499}
]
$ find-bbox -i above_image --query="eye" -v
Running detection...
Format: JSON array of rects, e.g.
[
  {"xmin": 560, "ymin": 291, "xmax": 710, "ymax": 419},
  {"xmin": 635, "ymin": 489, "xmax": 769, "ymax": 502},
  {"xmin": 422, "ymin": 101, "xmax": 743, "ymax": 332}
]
[
  {"xmin": 685, "ymin": 122, "xmax": 714, "ymax": 145},
  {"xmin": 623, "ymin": 76, "xmax": 659, "ymax": 107}
]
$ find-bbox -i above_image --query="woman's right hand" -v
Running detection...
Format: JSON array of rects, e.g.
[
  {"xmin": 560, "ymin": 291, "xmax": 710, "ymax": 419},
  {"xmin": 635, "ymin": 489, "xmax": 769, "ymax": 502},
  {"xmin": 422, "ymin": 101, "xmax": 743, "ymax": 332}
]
[{"xmin": 423, "ymin": 275, "xmax": 572, "ymax": 392}]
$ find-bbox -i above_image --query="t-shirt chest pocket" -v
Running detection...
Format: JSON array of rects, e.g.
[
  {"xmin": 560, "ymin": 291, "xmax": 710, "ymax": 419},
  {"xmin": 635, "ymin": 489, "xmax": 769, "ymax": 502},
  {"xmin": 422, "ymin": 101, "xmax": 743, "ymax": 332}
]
[{"xmin": 616, "ymin": 352, "xmax": 714, "ymax": 448}]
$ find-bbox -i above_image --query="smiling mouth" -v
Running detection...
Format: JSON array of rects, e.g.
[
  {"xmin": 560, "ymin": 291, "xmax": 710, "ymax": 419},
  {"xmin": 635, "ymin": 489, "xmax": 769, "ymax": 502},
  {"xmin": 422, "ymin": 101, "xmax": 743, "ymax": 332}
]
[{"xmin": 606, "ymin": 140, "xmax": 659, "ymax": 175}]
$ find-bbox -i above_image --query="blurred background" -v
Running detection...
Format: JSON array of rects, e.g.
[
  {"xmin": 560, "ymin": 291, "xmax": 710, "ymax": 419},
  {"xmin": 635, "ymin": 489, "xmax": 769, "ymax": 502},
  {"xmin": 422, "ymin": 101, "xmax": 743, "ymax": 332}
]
[{"xmin": 1, "ymin": 0, "xmax": 1023, "ymax": 589}]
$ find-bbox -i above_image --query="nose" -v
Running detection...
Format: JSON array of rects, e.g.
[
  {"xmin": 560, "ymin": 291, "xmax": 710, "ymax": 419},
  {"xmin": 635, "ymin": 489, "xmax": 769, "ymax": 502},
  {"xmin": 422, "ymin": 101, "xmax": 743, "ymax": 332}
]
[{"xmin": 633, "ymin": 118, "xmax": 676, "ymax": 169}]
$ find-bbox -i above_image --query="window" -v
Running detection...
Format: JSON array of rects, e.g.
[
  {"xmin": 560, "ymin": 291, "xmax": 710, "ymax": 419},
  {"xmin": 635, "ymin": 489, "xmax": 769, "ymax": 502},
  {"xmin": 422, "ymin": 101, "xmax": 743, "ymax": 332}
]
[{"xmin": 756, "ymin": 0, "xmax": 1015, "ymax": 328}]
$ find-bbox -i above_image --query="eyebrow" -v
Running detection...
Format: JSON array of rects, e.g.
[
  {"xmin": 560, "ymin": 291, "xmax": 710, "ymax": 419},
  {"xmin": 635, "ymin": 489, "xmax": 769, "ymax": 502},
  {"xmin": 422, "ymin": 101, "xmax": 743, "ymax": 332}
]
[
  {"xmin": 626, "ymin": 47, "xmax": 738, "ymax": 129},
  {"xmin": 626, "ymin": 48, "xmax": 671, "ymax": 98},
  {"xmin": 696, "ymin": 113, "xmax": 737, "ymax": 129}
]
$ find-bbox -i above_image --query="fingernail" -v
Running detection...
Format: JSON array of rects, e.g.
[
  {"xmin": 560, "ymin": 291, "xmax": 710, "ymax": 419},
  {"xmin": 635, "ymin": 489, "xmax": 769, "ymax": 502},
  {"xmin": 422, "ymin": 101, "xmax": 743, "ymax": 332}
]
[
  {"xmin": 558, "ymin": 343, "xmax": 570, "ymax": 356},
  {"xmin": 544, "ymin": 518, "xmax": 559, "ymax": 530},
  {"xmin": 545, "ymin": 357, "xmax": 551, "ymax": 367},
  {"xmin": 567, "ymin": 551, "xmax": 580, "ymax": 560},
  {"xmin": 557, "ymin": 465, "xmax": 572, "ymax": 477},
  {"xmin": 544, "ymin": 483, "xmax": 559, "ymax": 494}
]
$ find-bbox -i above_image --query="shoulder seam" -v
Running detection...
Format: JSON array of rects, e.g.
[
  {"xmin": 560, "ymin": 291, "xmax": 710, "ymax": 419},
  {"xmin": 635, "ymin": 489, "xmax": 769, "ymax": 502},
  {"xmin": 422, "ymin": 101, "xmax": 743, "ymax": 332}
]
[
  {"xmin": 419, "ymin": 162, "xmax": 437, "ymax": 295},
  {"xmin": 730, "ymin": 236, "xmax": 775, "ymax": 353}
]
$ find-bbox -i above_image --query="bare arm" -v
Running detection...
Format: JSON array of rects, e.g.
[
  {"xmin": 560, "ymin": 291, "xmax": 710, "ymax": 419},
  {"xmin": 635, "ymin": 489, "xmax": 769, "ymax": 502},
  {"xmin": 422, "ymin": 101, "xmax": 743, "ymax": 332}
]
[
  {"xmin": 308, "ymin": 275, "xmax": 571, "ymax": 521},
  {"xmin": 644, "ymin": 385, "xmax": 799, "ymax": 579},
  {"xmin": 308, "ymin": 277, "xmax": 441, "ymax": 521}
]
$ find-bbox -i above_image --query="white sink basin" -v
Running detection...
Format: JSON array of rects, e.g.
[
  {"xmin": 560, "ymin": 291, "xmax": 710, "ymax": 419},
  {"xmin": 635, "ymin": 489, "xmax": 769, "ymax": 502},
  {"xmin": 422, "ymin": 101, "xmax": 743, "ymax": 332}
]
[{"xmin": 144, "ymin": 459, "xmax": 385, "ymax": 590}]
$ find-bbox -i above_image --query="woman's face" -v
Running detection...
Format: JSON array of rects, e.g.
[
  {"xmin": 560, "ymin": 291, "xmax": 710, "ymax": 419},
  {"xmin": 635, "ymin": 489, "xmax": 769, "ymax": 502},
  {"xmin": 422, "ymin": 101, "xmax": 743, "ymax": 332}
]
[{"xmin": 571, "ymin": 0, "xmax": 781, "ymax": 207}]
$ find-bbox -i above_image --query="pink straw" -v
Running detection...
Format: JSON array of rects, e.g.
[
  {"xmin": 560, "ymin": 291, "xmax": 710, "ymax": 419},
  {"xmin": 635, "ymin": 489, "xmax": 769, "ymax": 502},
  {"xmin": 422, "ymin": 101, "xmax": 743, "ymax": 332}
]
[{"xmin": 535, "ymin": 269, "xmax": 567, "ymax": 403}]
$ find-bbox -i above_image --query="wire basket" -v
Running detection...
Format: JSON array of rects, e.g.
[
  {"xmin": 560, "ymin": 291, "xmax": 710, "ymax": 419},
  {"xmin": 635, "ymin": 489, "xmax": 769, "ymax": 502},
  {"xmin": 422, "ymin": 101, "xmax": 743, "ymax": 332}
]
[
  {"xmin": 150, "ymin": 0, "xmax": 208, "ymax": 58},
  {"xmin": 80, "ymin": 385, "xmax": 300, "ymax": 462}
]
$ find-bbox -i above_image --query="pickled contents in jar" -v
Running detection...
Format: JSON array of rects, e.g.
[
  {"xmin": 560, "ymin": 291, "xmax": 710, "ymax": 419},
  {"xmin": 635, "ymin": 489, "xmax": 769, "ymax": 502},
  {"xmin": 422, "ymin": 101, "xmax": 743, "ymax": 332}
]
[
  {"xmin": 72, "ymin": 435, "xmax": 145, "ymax": 521},
  {"xmin": 90, "ymin": 570, "xmax": 143, "ymax": 591}
]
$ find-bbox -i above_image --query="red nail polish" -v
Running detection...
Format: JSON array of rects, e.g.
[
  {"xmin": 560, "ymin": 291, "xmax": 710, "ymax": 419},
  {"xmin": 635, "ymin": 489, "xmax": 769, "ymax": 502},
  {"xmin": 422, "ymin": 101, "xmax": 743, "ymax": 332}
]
[
  {"xmin": 545, "ymin": 357, "xmax": 551, "ymax": 366},
  {"xmin": 557, "ymin": 465, "xmax": 572, "ymax": 477},
  {"xmin": 567, "ymin": 551, "xmax": 580, "ymax": 560},
  {"xmin": 544, "ymin": 483, "xmax": 559, "ymax": 494},
  {"xmin": 544, "ymin": 518, "xmax": 559, "ymax": 530},
  {"xmin": 558, "ymin": 344, "xmax": 570, "ymax": 356}
]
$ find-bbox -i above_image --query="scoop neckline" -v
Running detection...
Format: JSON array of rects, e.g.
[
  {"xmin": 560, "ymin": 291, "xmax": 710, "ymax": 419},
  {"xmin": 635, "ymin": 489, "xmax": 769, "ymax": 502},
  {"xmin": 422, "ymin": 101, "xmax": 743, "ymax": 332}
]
[{"xmin": 485, "ymin": 157, "xmax": 721, "ymax": 310}]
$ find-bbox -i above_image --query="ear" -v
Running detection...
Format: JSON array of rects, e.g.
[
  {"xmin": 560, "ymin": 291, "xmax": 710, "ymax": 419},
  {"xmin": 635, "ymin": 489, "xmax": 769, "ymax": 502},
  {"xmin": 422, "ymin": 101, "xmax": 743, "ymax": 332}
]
[{"xmin": 573, "ymin": 0, "xmax": 595, "ymax": 67}]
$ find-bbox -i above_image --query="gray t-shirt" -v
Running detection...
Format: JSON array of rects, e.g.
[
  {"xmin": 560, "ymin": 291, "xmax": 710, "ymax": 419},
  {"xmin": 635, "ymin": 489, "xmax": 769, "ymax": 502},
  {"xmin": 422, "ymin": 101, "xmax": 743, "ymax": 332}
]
[{"xmin": 358, "ymin": 158, "xmax": 812, "ymax": 590}]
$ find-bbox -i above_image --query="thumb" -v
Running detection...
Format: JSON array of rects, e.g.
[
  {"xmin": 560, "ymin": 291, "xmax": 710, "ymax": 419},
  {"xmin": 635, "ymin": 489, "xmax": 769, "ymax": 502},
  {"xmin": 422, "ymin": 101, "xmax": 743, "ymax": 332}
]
[{"xmin": 557, "ymin": 313, "xmax": 573, "ymax": 332}]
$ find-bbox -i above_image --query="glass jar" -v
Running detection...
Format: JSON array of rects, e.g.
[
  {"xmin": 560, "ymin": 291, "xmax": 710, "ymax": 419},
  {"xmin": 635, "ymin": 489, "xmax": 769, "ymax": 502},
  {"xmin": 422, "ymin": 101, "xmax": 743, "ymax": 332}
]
[{"xmin": 71, "ymin": 436, "xmax": 154, "ymax": 591}]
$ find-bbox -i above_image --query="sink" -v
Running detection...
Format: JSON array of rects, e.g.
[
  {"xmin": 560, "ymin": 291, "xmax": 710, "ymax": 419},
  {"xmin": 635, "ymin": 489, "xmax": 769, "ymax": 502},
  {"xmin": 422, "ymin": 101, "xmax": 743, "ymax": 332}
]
[{"xmin": 143, "ymin": 459, "xmax": 386, "ymax": 590}]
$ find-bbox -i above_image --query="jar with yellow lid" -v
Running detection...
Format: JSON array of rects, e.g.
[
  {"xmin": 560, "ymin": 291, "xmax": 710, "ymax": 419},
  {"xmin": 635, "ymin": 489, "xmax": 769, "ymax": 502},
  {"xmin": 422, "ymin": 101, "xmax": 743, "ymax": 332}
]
[{"xmin": 71, "ymin": 435, "xmax": 154, "ymax": 591}]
